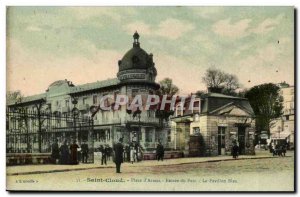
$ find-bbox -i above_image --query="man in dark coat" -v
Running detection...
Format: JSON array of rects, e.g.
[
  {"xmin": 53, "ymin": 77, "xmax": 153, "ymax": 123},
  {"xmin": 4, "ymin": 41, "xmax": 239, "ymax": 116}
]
[
  {"xmin": 113, "ymin": 138, "xmax": 124, "ymax": 173},
  {"xmin": 70, "ymin": 139, "xmax": 79, "ymax": 165},
  {"xmin": 156, "ymin": 141, "xmax": 165, "ymax": 161},
  {"xmin": 81, "ymin": 140, "xmax": 89, "ymax": 163},
  {"xmin": 99, "ymin": 145, "xmax": 107, "ymax": 165},
  {"xmin": 232, "ymin": 141, "xmax": 239, "ymax": 159},
  {"xmin": 51, "ymin": 139, "xmax": 60, "ymax": 164},
  {"xmin": 59, "ymin": 140, "xmax": 70, "ymax": 164}
]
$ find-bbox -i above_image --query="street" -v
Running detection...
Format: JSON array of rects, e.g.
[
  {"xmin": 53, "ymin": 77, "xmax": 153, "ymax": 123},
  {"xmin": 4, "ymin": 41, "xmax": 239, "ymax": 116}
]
[{"xmin": 7, "ymin": 152, "xmax": 294, "ymax": 191}]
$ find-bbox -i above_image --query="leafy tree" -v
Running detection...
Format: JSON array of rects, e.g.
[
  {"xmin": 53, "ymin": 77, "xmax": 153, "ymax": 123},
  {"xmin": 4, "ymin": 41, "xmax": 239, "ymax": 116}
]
[
  {"xmin": 157, "ymin": 78, "xmax": 179, "ymax": 96},
  {"xmin": 202, "ymin": 68, "xmax": 240, "ymax": 96},
  {"xmin": 155, "ymin": 78, "xmax": 180, "ymax": 125},
  {"xmin": 6, "ymin": 90, "xmax": 23, "ymax": 104},
  {"xmin": 245, "ymin": 83, "xmax": 283, "ymax": 138}
]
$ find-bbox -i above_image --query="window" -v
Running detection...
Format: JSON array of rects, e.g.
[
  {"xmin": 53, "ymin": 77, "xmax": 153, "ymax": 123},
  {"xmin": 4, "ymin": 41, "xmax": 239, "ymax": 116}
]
[
  {"xmin": 193, "ymin": 100, "xmax": 200, "ymax": 113},
  {"xmin": 56, "ymin": 100, "xmax": 61, "ymax": 108},
  {"xmin": 93, "ymin": 95, "xmax": 98, "ymax": 105},
  {"xmin": 218, "ymin": 127, "xmax": 226, "ymax": 149},
  {"xmin": 145, "ymin": 128, "xmax": 152, "ymax": 142},
  {"xmin": 155, "ymin": 131, "xmax": 160, "ymax": 142},
  {"xmin": 167, "ymin": 129, "xmax": 171, "ymax": 142},
  {"xmin": 286, "ymin": 115, "xmax": 289, "ymax": 120},
  {"xmin": 176, "ymin": 104, "xmax": 183, "ymax": 117},
  {"xmin": 193, "ymin": 127, "xmax": 200, "ymax": 135},
  {"xmin": 65, "ymin": 100, "xmax": 69, "ymax": 107},
  {"xmin": 83, "ymin": 98, "xmax": 87, "ymax": 105}
]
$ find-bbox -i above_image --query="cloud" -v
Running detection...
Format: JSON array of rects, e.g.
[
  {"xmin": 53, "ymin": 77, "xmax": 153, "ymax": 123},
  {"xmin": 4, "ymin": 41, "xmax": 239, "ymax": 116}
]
[
  {"xmin": 155, "ymin": 53, "xmax": 205, "ymax": 94},
  {"xmin": 251, "ymin": 14, "xmax": 284, "ymax": 34},
  {"xmin": 156, "ymin": 18, "xmax": 195, "ymax": 40},
  {"xmin": 212, "ymin": 18, "xmax": 252, "ymax": 38},
  {"xmin": 7, "ymin": 39, "xmax": 122, "ymax": 96},
  {"xmin": 125, "ymin": 18, "xmax": 195, "ymax": 40},
  {"xmin": 212, "ymin": 14, "xmax": 285, "ymax": 39}
]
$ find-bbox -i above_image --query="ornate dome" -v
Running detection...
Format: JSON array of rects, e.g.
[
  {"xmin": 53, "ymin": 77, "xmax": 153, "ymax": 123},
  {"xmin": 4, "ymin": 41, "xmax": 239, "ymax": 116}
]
[{"xmin": 118, "ymin": 31, "xmax": 156, "ymax": 72}]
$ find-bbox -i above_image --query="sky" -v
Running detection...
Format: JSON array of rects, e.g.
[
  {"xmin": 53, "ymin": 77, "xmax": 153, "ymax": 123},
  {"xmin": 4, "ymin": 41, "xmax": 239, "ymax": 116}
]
[{"xmin": 6, "ymin": 6, "xmax": 294, "ymax": 96}]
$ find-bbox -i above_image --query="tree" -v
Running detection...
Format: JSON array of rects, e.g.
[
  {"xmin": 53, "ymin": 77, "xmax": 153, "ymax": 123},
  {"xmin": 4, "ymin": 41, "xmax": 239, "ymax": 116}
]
[
  {"xmin": 157, "ymin": 78, "xmax": 179, "ymax": 96},
  {"xmin": 202, "ymin": 68, "xmax": 240, "ymax": 96},
  {"xmin": 6, "ymin": 90, "xmax": 23, "ymax": 104},
  {"xmin": 245, "ymin": 83, "xmax": 283, "ymax": 138},
  {"xmin": 155, "ymin": 78, "xmax": 180, "ymax": 125}
]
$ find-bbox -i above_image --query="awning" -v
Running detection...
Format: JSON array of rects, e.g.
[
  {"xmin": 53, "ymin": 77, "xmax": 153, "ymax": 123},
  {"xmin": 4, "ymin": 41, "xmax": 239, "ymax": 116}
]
[{"xmin": 271, "ymin": 132, "xmax": 290, "ymax": 139}]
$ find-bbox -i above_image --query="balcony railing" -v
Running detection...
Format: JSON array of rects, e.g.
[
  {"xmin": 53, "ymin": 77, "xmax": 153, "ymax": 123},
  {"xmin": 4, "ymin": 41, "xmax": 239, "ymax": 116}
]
[{"xmin": 124, "ymin": 116, "xmax": 160, "ymax": 125}]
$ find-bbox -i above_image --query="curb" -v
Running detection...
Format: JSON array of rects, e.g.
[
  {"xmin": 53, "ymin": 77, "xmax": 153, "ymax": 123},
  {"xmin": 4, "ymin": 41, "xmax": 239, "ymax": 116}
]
[{"xmin": 7, "ymin": 156, "xmax": 290, "ymax": 176}]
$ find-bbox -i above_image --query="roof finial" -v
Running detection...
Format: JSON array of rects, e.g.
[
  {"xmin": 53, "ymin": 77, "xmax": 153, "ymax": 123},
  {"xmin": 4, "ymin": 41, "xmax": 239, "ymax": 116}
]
[{"xmin": 133, "ymin": 31, "xmax": 140, "ymax": 47}]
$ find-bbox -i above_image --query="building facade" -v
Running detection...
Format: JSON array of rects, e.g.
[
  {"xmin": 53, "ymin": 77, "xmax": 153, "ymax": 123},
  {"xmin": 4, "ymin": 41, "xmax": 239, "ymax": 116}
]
[
  {"xmin": 270, "ymin": 86, "xmax": 295, "ymax": 148},
  {"xmin": 7, "ymin": 32, "xmax": 171, "ymax": 153},
  {"xmin": 171, "ymin": 93, "xmax": 256, "ymax": 156}
]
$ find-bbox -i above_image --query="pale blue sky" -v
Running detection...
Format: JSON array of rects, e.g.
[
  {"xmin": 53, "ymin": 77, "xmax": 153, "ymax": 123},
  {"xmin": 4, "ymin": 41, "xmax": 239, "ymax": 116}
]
[{"xmin": 6, "ymin": 6, "xmax": 294, "ymax": 96}]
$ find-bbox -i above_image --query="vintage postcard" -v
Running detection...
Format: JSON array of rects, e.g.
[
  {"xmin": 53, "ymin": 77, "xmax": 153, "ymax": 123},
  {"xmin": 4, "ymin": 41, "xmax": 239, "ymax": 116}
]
[{"xmin": 6, "ymin": 6, "xmax": 295, "ymax": 192}]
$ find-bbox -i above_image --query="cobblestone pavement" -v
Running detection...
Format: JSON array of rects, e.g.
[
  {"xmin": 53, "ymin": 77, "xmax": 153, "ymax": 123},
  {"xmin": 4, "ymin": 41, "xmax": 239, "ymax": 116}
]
[{"xmin": 7, "ymin": 150, "xmax": 294, "ymax": 191}]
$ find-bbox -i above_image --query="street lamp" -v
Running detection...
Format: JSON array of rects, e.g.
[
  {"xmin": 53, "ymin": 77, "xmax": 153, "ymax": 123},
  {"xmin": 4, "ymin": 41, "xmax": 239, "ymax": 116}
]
[{"xmin": 71, "ymin": 98, "xmax": 79, "ymax": 141}]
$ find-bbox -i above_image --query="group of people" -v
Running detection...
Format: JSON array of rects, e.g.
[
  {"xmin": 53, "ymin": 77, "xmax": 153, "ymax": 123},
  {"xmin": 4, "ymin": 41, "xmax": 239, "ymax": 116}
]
[
  {"xmin": 269, "ymin": 141, "xmax": 287, "ymax": 157},
  {"xmin": 97, "ymin": 144, "xmax": 112, "ymax": 165},
  {"xmin": 123, "ymin": 143, "xmax": 143, "ymax": 164},
  {"xmin": 51, "ymin": 139, "xmax": 89, "ymax": 165},
  {"xmin": 51, "ymin": 136, "xmax": 166, "ymax": 173}
]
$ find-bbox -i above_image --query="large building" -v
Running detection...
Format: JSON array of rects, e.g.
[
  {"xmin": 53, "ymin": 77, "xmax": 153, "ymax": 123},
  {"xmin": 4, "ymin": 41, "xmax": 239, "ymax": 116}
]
[
  {"xmin": 270, "ymin": 86, "xmax": 295, "ymax": 148},
  {"xmin": 171, "ymin": 92, "xmax": 256, "ymax": 156},
  {"xmin": 7, "ymin": 32, "xmax": 171, "ymax": 154}
]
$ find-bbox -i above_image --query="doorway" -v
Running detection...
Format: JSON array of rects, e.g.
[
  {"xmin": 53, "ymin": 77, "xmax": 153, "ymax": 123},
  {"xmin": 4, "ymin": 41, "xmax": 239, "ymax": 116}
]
[
  {"xmin": 218, "ymin": 127, "xmax": 226, "ymax": 155},
  {"xmin": 238, "ymin": 126, "xmax": 246, "ymax": 154}
]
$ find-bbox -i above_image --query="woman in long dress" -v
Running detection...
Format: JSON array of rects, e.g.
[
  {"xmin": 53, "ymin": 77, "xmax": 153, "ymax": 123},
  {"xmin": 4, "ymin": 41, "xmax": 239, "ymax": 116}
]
[
  {"xmin": 70, "ymin": 139, "xmax": 79, "ymax": 165},
  {"xmin": 130, "ymin": 146, "xmax": 136, "ymax": 164}
]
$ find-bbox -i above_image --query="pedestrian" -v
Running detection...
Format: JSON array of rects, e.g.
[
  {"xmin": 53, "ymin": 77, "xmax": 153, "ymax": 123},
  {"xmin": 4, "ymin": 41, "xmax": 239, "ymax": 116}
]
[
  {"xmin": 125, "ymin": 145, "xmax": 130, "ymax": 162},
  {"xmin": 70, "ymin": 139, "xmax": 79, "ymax": 165},
  {"xmin": 113, "ymin": 138, "xmax": 124, "ymax": 173},
  {"xmin": 135, "ymin": 143, "xmax": 140, "ymax": 162},
  {"xmin": 81, "ymin": 140, "xmax": 89, "ymax": 163},
  {"xmin": 59, "ymin": 140, "xmax": 70, "ymax": 164},
  {"xmin": 282, "ymin": 143, "xmax": 287, "ymax": 157},
  {"xmin": 106, "ymin": 146, "xmax": 112, "ymax": 161},
  {"xmin": 51, "ymin": 139, "xmax": 60, "ymax": 164},
  {"xmin": 130, "ymin": 145, "xmax": 136, "ymax": 164},
  {"xmin": 100, "ymin": 145, "xmax": 107, "ymax": 165},
  {"xmin": 232, "ymin": 142, "xmax": 239, "ymax": 159},
  {"xmin": 156, "ymin": 141, "xmax": 164, "ymax": 161}
]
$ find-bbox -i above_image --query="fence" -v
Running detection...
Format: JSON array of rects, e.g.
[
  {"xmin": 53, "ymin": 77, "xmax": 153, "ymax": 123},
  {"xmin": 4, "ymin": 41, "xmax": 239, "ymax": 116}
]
[{"xmin": 6, "ymin": 108, "xmax": 94, "ymax": 163}]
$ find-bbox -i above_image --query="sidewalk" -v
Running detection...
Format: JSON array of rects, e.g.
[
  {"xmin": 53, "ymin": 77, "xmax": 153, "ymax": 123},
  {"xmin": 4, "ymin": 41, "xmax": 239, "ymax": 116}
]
[{"xmin": 7, "ymin": 150, "xmax": 292, "ymax": 176}]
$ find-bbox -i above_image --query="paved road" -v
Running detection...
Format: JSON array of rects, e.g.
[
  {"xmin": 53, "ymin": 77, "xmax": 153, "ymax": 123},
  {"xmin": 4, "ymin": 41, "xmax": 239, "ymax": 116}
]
[{"xmin": 7, "ymin": 155, "xmax": 294, "ymax": 191}]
